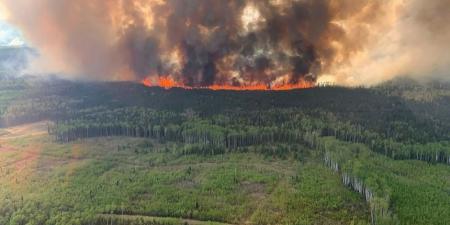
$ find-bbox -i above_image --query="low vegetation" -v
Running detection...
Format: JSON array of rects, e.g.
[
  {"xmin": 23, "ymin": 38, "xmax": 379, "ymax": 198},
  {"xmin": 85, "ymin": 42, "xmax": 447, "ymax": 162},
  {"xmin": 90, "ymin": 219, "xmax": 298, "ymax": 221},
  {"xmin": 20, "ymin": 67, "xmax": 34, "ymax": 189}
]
[{"xmin": 0, "ymin": 131, "xmax": 369, "ymax": 225}]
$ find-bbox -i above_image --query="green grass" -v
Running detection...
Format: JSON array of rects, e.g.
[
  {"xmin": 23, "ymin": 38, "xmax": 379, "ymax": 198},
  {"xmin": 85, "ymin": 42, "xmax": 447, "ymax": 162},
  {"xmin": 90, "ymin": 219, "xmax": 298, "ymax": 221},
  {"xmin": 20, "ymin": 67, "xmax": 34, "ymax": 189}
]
[
  {"xmin": 0, "ymin": 135, "xmax": 369, "ymax": 225},
  {"xmin": 249, "ymin": 160, "xmax": 369, "ymax": 225}
]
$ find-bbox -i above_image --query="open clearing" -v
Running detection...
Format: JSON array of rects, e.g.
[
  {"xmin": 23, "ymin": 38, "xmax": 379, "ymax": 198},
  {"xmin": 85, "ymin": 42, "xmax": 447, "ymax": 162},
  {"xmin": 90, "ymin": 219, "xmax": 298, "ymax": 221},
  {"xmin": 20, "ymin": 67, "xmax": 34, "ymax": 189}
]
[{"xmin": 0, "ymin": 121, "xmax": 48, "ymax": 140}]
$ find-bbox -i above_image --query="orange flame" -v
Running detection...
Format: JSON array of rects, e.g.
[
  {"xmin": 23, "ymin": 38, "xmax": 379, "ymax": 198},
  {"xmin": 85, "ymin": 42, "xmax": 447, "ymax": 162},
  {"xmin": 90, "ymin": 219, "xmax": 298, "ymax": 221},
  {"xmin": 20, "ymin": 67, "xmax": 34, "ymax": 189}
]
[
  {"xmin": 208, "ymin": 84, "xmax": 268, "ymax": 91},
  {"xmin": 142, "ymin": 76, "xmax": 314, "ymax": 91},
  {"xmin": 271, "ymin": 80, "xmax": 313, "ymax": 90},
  {"xmin": 142, "ymin": 76, "xmax": 186, "ymax": 89},
  {"xmin": 142, "ymin": 77, "xmax": 152, "ymax": 87},
  {"xmin": 158, "ymin": 77, "xmax": 181, "ymax": 89}
]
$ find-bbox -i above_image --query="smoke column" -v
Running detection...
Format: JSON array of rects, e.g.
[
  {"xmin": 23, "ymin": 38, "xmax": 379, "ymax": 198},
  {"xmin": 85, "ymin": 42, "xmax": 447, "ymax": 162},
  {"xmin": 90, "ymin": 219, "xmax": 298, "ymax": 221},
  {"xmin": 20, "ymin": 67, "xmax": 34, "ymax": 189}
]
[{"xmin": 0, "ymin": 0, "xmax": 449, "ymax": 86}]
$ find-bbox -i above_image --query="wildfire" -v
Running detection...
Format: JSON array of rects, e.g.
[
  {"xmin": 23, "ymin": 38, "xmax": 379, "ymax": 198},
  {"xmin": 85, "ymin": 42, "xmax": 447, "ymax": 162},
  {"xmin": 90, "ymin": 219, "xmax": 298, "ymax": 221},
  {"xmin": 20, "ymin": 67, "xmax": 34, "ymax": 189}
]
[
  {"xmin": 208, "ymin": 84, "xmax": 268, "ymax": 91},
  {"xmin": 142, "ymin": 76, "xmax": 314, "ymax": 91},
  {"xmin": 142, "ymin": 77, "xmax": 152, "ymax": 87},
  {"xmin": 158, "ymin": 77, "xmax": 183, "ymax": 89}
]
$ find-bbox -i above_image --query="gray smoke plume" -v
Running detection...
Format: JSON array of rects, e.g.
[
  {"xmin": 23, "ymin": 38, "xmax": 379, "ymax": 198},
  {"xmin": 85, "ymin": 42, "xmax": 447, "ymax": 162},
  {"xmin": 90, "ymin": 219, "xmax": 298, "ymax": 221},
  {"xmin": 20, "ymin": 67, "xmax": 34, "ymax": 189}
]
[
  {"xmin": 0, "ymin": 46, "xmax": 36, "ymax": 76},
  {"xmin": 1, "ymin": 0, "xmax": 449, "ymax": 86}
]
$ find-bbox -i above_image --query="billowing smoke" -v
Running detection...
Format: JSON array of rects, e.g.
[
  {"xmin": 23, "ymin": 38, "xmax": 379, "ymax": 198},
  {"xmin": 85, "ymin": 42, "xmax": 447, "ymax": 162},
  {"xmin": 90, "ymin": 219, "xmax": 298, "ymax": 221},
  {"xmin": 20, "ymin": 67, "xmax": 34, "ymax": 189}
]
[
  {"xmin": 330, "ymin": 0, "xmax": 450, "ymax": 85},
  {"xmin": 1, "ymin": 0, "xmax": 449, "ymax": 86}
]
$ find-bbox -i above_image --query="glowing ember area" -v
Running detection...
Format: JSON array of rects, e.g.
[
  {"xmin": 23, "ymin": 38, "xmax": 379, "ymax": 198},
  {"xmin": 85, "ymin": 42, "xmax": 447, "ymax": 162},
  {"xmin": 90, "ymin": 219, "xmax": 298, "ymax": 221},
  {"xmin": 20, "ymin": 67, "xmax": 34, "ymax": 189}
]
[
  {"xmin": 207, "ymin": 84, "xmax": 268, "ymax": 91},
  {"xmin": 157, "ymin": 77, "xmax": 182, "ymax": 89},
  {"xmin": 142, "ymin": 77, "xmax": 152, "ymax": 87},
  {"xmin": 142, "ymin": 76, "xmax": 187, "ymax": 89},
  {"xmin": 142, "ymin": 77, "xmax": 314, "ymax": 91}
]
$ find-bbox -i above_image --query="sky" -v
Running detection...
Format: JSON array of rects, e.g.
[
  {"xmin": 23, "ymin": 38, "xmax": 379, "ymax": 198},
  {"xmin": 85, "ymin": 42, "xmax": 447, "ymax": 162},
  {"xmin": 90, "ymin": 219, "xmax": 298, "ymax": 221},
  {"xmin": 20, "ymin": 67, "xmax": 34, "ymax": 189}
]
[
  {"xmin": 0, "ymin": 20, "xmax": 25, "ymax": 46},
  {"xmin": 0, "ymin": 4, "xmax": 25, "ymax": 47}
]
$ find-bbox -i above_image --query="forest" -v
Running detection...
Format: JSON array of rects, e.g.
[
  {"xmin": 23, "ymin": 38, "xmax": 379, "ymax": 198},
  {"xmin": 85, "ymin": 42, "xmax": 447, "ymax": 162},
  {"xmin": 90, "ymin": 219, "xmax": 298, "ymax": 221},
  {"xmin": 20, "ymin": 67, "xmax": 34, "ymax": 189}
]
[{"xmin": 0, "ymin": 75, "xmax": 450, "ymax": 225}]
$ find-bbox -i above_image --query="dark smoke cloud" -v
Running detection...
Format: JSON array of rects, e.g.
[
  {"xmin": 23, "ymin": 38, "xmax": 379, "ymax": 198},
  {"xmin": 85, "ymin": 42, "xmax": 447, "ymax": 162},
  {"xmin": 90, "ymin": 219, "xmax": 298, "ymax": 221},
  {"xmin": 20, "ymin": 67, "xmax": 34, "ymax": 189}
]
[{"xmin": 1, "ymin": 0, "xmax": 449, "ymax": 86}]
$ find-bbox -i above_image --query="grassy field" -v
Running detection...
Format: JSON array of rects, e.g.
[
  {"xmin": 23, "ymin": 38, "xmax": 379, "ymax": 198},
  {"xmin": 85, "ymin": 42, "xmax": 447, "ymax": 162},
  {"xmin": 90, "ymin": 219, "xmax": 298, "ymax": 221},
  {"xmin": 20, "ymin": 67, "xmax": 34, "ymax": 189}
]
[{"xmin": 0, "ymin": 122, "xmax": 369, "ymax": 225}]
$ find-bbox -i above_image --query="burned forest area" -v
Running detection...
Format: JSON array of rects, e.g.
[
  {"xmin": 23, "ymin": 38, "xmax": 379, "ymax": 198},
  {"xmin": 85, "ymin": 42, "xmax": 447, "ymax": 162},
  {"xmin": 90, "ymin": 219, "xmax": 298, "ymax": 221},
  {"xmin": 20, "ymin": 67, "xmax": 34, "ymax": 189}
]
[{"xmin": 0, "ymin": 75, "xmax": 449, "ymax": 225}]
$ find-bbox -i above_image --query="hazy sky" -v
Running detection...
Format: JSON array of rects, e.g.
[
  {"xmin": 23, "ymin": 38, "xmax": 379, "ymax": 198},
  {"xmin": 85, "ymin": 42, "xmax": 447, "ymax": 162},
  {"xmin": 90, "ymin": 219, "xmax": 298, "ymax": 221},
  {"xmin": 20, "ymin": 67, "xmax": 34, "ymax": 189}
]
[
  {"xmin": 0, "ymin": 5, "xmax": 25, "ymax": 46},
  {"xmin": 0, "ymin": 20, "xmax": 25, "ymax": 46},
  {"xmin": 0, "ymin": 4, "xmax": 24, "ymax": 47}
]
